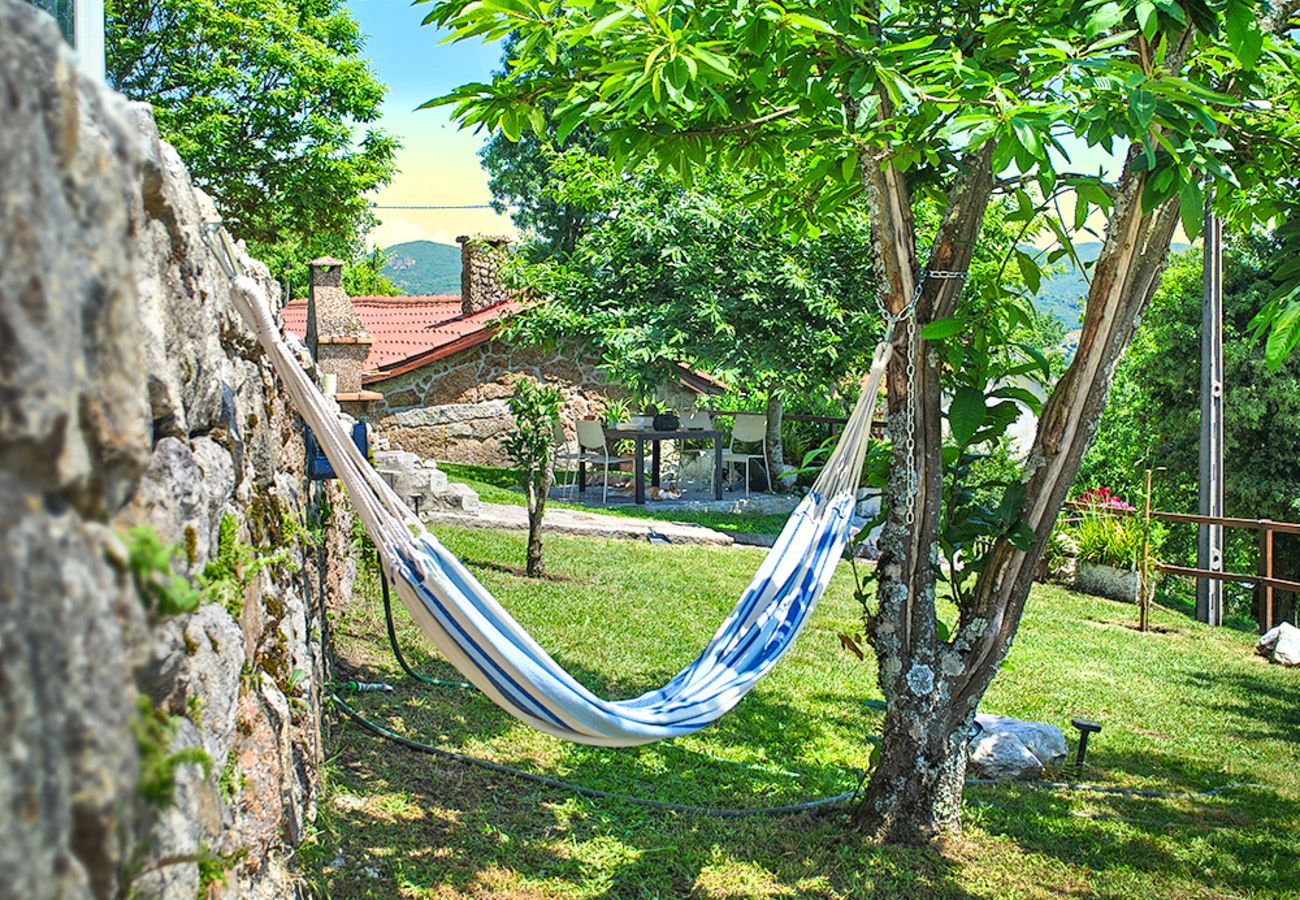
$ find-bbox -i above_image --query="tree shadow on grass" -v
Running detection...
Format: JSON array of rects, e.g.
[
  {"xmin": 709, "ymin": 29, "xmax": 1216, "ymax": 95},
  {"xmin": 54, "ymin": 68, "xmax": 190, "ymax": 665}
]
[
  {"xmin": 1181, "ymin": 666, "xmax": 1300, "ymax": 746},
  {"xmin": 965, "ymin": 747, "xmax": 1300, "ymax": 897},
  {"xmin": 319, "ymin": 679, "xmax": 982, "ymax": 899}
]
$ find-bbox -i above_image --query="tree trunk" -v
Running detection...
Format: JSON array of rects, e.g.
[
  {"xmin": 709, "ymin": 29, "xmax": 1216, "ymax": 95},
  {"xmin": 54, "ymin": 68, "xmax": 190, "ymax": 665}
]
[
  {"xmin": 853, "ymin": 139, "xmax": 1183, "ymax": 843},
  {"xmin": 852, "ymin": 141, "xmax": 996, "ymax": 842},
  {"xmin": 525, "ymin": 466, "xmax": 551, "ymax": 578},
  {"xmin": 764, "ymin": 389, "xmax": 787, "ymax": 491}
]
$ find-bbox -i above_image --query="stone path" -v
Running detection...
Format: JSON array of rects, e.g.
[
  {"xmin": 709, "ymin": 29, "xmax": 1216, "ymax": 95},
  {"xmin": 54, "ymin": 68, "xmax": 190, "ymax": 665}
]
[{"xmin": 431, "ymin": 502, "xmax": 737, "ymax": 546}]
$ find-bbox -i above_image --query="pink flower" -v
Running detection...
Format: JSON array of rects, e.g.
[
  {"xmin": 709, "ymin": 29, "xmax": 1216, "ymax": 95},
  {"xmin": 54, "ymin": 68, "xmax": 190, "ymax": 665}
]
[{"xmin": 1075, "ymin": 487, "xmax": 1135, "ymax": 512}]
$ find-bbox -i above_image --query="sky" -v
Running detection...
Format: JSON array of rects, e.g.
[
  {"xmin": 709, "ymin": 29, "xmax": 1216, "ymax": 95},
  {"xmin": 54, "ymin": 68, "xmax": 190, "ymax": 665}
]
[{"xmin": 346, "ymin": 0, "xmax": 517, "ymax": 250}]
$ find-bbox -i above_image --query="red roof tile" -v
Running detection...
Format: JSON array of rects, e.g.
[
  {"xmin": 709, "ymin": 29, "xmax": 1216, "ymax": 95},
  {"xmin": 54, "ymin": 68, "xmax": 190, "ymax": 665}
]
[{"xmin": 282, "ymin": 294, "xmax": 523, "ymax": 382}]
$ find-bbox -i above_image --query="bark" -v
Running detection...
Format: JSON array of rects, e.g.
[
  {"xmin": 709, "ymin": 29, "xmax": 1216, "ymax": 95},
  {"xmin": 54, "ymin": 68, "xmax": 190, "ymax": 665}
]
[
  {"xmin": 764, "ymin": 390, "xmax": 787, "ymax": 491},
  {"xmin": 525, "ymin": 466, "xmax": 551, "ymax": 578},
  {"xmin": 853, "ymin": 142, "xmax": 997, "ymax": 843}
]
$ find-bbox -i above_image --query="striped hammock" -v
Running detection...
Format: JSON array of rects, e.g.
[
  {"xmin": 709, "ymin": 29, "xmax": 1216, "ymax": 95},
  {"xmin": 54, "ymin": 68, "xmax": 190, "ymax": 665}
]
[{"xmin": 230, "ymin": 277, "xmax": 890, "ymax": 746}]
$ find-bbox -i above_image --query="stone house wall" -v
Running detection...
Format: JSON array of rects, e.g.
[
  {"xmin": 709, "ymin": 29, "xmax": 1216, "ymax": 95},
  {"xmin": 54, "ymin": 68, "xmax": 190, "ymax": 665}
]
[
  {"xmin": 1, "ymin": 5, "xmax": 355, "ymax": 897},
  {"xmin": 372, "ymin": 339, "xmax": 626, "ymax": 466}
]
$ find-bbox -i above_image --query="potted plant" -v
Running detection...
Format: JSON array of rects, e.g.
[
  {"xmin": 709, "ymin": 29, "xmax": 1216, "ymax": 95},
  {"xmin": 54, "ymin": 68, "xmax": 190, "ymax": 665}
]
[{"xmin": 1069, "ymin": 488, "xmax": 1148, "ymax": 602}]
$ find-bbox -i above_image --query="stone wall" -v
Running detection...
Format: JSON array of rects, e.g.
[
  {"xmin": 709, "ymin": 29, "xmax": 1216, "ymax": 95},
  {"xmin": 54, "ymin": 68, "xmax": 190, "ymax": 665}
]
[
  {"xmin": 0, "ymin": 4, "xmax": 354, "ymax": 897},
  {"xmin": 372, "ymin": 339, "xmax": 625, "ymax": 466}
]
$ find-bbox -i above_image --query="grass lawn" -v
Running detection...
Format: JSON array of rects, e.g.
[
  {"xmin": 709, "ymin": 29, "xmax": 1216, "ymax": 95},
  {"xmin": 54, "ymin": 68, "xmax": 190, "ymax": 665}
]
[
  {"xmin": 307, "ymin": 526, "xmax": 1300, "ymax": 898},
  {"xmin": 439, "ymin": 462, "xmax": 791, "ymax": 536}
]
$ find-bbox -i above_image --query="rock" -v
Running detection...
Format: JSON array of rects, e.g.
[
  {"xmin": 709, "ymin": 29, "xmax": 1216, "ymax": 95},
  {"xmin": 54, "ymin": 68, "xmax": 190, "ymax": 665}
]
[
  {"xmin": 374, "ymin": 448, "xmax": 480, "ymax": 515},
  {"xmin": 1257, "ymin": 622, "xmax": 1300, "ymax": 667},
  {"xmin": 968, "ymin": 714, "xmax": 1068, "ymax": 780}
]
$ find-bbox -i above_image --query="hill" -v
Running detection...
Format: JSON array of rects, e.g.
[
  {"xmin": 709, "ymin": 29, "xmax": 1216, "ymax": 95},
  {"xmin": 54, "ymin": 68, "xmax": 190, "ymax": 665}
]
[
  {"xmin": 1033, "ymin": 240, "xmax": 1192, "ymax": 328},
  {"xmin": 381, "ymin": 241, "xmax": 461, "ymax": 295}
]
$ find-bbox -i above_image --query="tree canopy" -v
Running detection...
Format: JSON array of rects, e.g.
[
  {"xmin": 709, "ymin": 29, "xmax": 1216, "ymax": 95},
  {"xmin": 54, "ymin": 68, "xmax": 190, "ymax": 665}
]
[
  {"xmin": 424, "ymin": 0, "xmax": 1300, "ymax": 844},
  {"xmin": 107, "ymin": 0, "xmax": 398, "ymax": 285},
  {"xmin": 504, "ymin": 150, "xmax": 881, "ymax": 400}
]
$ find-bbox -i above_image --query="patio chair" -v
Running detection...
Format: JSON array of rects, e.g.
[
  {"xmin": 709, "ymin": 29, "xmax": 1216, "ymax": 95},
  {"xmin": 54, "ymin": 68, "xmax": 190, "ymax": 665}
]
[
  {"xmin": 551, "ymin": 420, "xmax": 582, "ymax": 500},
  {"xmin": 721, "ymin": 413, "xmax": 767, "ymax": 497},
  {"xmin": 576, "ymin": 418, "xmax": 633, "ymax": 503},
  {"xmin": 677, "ymin": 409, "xmax": 716, "ymax": 493}
]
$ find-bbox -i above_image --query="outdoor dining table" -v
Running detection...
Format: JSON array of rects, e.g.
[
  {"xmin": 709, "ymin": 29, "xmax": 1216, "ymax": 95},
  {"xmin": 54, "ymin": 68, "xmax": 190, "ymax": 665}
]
[{"xmin": 579, "ymin": 427, "xmax": 724, "ymax": 504}]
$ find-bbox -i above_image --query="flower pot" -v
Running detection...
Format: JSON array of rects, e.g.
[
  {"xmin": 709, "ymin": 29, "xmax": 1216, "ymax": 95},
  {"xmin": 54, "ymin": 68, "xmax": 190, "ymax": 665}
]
[{"xmin": 1074, "ymin": 561, "xmax": 1140, "ymax": 603}]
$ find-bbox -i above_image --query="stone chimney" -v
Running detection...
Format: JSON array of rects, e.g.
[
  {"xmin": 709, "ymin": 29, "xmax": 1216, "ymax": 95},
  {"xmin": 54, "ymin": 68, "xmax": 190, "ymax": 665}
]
[
  {"xmin": 306, "ymin": 257, "xmax": 380, "ymax": 415},
  {"xmin": 456, "ymin": 234, "xmax": 511, "ymax": 316}
]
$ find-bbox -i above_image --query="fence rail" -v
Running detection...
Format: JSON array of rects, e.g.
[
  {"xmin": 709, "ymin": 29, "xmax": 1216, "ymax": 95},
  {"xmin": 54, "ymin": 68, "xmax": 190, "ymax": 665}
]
[{"xmin": 1069, "ymin": 501, "xmax": 1296, "ymax": 632}]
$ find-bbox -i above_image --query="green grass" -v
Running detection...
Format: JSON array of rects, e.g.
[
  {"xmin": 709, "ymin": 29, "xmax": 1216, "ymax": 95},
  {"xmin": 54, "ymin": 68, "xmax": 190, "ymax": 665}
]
[
  {"xmin": 440, "ymin": 462, "xmax": 790, "ymax": 536},
  {"xmin": 309, "ymin": 526, "xmax": 1300, "ymax": 898}
]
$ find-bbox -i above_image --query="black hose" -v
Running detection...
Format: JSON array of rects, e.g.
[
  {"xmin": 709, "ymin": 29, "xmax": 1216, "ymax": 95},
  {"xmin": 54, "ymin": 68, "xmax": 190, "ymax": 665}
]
[{"xmin": 378, "ymin": 555, "xmax": 475, "ymax": 690}]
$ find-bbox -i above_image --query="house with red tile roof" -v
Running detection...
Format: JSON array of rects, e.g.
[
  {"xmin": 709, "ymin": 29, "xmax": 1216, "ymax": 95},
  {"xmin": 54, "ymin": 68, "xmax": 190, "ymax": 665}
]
[{"xmin": 284, "ymin": 236, "xmax": 722, "ymax": 466}]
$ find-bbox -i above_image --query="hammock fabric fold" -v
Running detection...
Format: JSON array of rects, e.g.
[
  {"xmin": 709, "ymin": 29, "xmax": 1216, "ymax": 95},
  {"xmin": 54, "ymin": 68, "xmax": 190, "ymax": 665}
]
[{"xmin": 231, "ymin": 277, "xmax": 890, "ymax": 746}]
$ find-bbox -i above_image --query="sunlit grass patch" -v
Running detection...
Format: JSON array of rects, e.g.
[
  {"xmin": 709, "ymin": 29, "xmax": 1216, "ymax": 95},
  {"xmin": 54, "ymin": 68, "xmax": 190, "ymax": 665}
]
[{"xmin": 308, "ymin": 525, "xmax": 1300, "ymax": 898}]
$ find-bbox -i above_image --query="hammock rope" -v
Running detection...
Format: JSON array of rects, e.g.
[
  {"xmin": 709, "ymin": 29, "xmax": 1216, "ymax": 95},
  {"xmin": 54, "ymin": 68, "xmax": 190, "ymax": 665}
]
[{"xmin": 220, "ymin": 229, "xmax": 897, "ymax": 747}]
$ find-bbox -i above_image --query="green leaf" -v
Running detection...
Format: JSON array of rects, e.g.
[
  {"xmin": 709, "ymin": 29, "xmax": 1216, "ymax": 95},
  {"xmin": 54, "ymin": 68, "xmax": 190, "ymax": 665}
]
[
  {"xmin": 1224, "ymin": 0, "xmax": 1263, "ymax": 68},
  {"xmin": 1130, "ymin": 88, "xmax": 1156, "ymax": 132},
  {"xmin": 782, "ymin": 13, "xmax": 836, "ymax": 35},
  {"xmin": 1085, "ymin": 2, "xmax": 1125, "ymax": 38},
  {"xmin": 589, "ymin": 7, "xmax": 632, "ymax": 36},
  {"xmin": 949, "ymin": 387, "xmax": 987, "ymax": 446},
  {"xmin": 853, "ymin": 95, "xmax": 881, "ymax": 130},
  {"xmin": 1135, "ymin": 1, "xmax": 1159, "ymax": 40},
  {"xmin": 1265, "ymin": 303, "xmax": 1300, "ymax": 372},
  {"xmin": 991, "ymin": 385, "xmax": 1044, "ymax": 415},
  {"xmin": 1178, "ymin": 178, "xmax": 1204, "ymax": 241},
  {"xmin": 1007, "ymin": 520, "xmax": 1038, "ymax": 552},
  {"xmin": 921, "ymin": 317, "xmax": 966, "ymax": 340},
  {"xmin": 1016, "ymin": 250, "xmax": 1042, "ymax": 294}
]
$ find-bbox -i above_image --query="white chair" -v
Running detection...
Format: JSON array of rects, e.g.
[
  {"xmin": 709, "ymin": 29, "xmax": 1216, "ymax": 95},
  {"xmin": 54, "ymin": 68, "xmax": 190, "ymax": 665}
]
[
  {"xmin": 551, "ymin": 420, "xmax": 582, "ymax": 500},
  {"xmin": 576, "ymin": 419, "xmax": 632, "ymax": 503},
  {"xmin": 721, "ymin": 413, "xmax": 767, "ymax": 496},
  {"xmin": 678, "ymin": 410, "xmax": 716, "ymax": 493}
]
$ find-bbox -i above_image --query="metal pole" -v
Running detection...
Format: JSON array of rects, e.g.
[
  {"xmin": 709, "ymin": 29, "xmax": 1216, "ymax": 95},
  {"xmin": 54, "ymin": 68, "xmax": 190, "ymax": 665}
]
[{"xmin": 1197, "ymin": 205, "xmax": 1225, "ymax": 626}]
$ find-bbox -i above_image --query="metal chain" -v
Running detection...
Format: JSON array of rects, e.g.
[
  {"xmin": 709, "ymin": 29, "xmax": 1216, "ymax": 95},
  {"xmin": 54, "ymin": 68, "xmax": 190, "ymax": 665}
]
[{"xmin": 875, "ymin": 267, "xmax": 969, "ymax": 527}]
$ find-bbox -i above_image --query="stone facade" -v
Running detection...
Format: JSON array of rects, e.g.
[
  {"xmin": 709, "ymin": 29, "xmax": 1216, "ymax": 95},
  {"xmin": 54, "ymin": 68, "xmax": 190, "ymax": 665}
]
[
  {"xmin": 373, "ymin": 339, "xmax": 625, "ymax": 466},
  {"xmin": 0, "ymin": 5, "xmax": 354, "ymax": 897}
]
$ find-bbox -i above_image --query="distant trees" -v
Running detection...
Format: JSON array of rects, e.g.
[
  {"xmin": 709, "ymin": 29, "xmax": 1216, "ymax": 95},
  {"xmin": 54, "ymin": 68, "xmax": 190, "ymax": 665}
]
[
  {"xmin": 501, "ymin": 150, "xmax": 882, "ymax": 484},
  {"xmin": 106, "ymin": 0, "xmax": 398, "ymax": 286}
]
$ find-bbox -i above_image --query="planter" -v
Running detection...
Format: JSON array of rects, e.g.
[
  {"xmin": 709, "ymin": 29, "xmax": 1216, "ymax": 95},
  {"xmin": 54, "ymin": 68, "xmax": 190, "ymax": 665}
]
[{"xmin": 1074, "ymin": 560, "xmax": 1140, "ymax": 603}]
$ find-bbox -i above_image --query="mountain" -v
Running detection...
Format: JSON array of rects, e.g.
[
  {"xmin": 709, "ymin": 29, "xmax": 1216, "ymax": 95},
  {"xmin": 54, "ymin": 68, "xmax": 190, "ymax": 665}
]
[
  {"xmin": 1032, "ymin": 240, "xmax": 1192, "ymax": 328},
  {"xmin": 381, "ymin": 241, "xmax": 462, "ymax": 295}
]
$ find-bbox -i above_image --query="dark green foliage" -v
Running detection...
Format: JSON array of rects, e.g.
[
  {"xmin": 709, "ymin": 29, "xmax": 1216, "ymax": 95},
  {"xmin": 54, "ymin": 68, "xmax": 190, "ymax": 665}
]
[
  {"xmin": 106, "ymin": 0, "xmax": 398, "ymax": 284},
  {"xmin": 1079, "ymin": 238, "xmax": 1300, "ymax": 617},
  {"xmin": 380, "ymin": 241, "xmax": 462, "ymax": 295},
  {"xmin": 503, "ymin": 151, "xmax": 881, "ymax": 402}
]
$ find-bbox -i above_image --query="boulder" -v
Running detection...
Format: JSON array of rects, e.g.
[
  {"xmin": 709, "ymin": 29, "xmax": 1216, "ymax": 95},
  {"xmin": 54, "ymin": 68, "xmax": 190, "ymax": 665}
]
[
  {"xmin": 1257, "ymin": 622, "xmax": 1300, "ymax": 667},
  {"xmin": 968, "ymin": 714, "xmax": 1068, "ymax": 781}
]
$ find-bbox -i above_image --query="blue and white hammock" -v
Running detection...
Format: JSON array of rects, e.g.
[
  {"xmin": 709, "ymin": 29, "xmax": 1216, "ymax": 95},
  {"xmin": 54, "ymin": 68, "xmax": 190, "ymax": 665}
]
[{"xmin": 232, "ymin": 277, "xmax": 890, "ymax": 746}]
